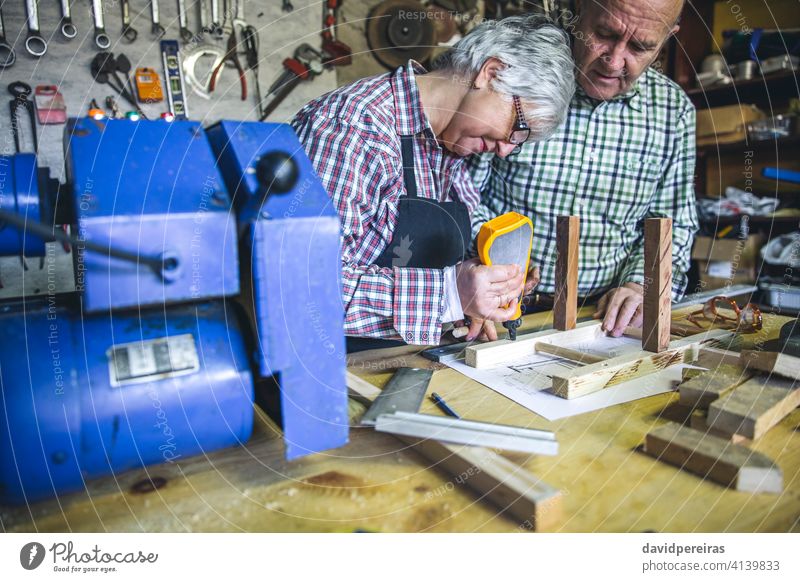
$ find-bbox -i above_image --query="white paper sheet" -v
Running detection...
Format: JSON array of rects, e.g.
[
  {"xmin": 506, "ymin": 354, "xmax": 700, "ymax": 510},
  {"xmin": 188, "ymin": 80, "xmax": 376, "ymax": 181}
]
[{"xmin": 444, "ymin": 336, "xmax": 688, "ymax": 420}]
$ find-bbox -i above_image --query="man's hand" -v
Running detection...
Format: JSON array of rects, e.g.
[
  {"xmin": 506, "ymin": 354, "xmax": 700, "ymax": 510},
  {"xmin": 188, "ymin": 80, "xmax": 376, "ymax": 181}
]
[
  {"xmin": 593, "ymin": 282, "xmax": 644, "ymax": 337},
  {"xmin": 453, "ymin": 318, "xmax": 499, "ymax": 342},
  {"xmin": 456, "ymin": 258, "xmax": 524, "ymax": 322}
]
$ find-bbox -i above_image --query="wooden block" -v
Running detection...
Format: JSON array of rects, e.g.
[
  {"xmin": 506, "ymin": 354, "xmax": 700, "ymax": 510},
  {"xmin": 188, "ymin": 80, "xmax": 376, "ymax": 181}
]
[
  {"xmin": 682, "ymin": 368, "xmax": 704, "ymax": 382},
  {"xmin": 465, "ymin": 320, "xmax": 602, "ymax": 368},
  {"xmin": 551, "ymin": 329, "xmax": 732, "ymax": 399},
  {"xmin": 643, "ymin": 423, "xmax": 782, "ymax": 493},
  {"xmin": 740, "ymin": 350, "xmax": 800, "ymax": 381},
  {"xmin": 689, "ymin": 411, "xmax": 752, "ymax": 445},
  {"xmin": 553, "ymin": 215, "xmax": 579, "ymax": 331},
  {"xmin": 534, "ymin": 342, "xmax": 605, "ymax": 364},
  {"xmin": 707, "ymin": 375, "xmax": 800, "ymax": 440},
  {"xmin": 346, "ymin": 371, "xmax": 562, "ymax": 530},
  {"xmin": 678, "ymin": 364, "xmax": 753, "ymax": 409},
  {"xmin": 642, "ymin": 218, "xmax": 672, "ymax": 353},
  {"xmin": 694, "ymin": 346, "xmax": 742, "ymax": 368}
]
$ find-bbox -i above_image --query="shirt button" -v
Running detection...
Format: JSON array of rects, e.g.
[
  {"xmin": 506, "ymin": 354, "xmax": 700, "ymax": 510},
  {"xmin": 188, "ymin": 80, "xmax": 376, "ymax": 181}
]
[
  {"xmin": 406, "ymin": 332, "xmax": 413, "ymax": 341},
  {"xmin": 422, "ymin": 332, "xmax": 429, "ymax": 341}
]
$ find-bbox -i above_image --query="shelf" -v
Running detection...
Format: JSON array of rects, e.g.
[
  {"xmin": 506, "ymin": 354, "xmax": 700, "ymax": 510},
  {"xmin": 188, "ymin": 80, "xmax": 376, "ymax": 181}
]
[
  {"xmin": 697, "ymin": 134, "xmax": 800, "ymax": 154},
  {"xmin": 687, "ymin": 71, "xmax": 800, "ymax": 109}
]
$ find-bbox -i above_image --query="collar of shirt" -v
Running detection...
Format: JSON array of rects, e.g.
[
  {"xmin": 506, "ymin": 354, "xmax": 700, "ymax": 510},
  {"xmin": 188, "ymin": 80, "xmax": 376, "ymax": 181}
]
[
  {"xmin": 390, "ymin": 60, "xmax": 439, "ymax": 144},
  {"xmin": 574, "ymin": 71, "xmax": 646, "ymax": 112}
]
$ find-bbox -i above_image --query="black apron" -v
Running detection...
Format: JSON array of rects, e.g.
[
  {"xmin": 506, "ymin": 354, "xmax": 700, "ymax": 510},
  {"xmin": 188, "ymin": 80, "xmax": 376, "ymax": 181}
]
[{"xmin": 346, "ymin": 135, "xmax": 471, "ymax": 353}]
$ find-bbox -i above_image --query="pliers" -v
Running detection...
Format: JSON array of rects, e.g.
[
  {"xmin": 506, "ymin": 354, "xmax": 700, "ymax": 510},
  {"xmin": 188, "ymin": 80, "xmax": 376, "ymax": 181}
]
[{"xmin": 209, "ymin": 28, "xmax": 247, "ymax": 100}]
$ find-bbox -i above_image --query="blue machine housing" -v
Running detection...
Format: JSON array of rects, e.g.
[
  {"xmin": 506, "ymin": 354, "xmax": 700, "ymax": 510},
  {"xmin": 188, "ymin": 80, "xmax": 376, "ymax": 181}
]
[
  {"xmin": 0, "ymin": 154, "xmax": 50, "ymax": 257},
  {"xmin": 0, "ymin": 300, "xmax": 253, "ymax": 505},
  {"xmin": 64, "ymin": 118, "xmax": 240, "ymax": 312},
  {"xmin": 207, "ymin": 121, "xmax": 349, "ymax": 460}
]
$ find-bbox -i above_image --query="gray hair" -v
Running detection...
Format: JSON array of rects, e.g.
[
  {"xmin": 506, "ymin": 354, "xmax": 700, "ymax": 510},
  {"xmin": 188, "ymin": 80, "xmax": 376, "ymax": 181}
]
[{"xmin": 434, "ymin": 15, "xmax": 575, "ymax": 140}]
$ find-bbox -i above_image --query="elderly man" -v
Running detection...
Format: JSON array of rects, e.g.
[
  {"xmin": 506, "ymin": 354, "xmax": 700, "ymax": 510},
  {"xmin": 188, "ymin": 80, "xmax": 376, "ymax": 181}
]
[{"xmin": 471, "ymin": 0, "xmax": 698, "ymax": 337}]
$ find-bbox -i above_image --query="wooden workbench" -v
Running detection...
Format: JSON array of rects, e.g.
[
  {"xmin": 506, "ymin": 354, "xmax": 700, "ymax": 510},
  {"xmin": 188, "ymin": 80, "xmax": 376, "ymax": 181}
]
[{"xmin": 2, "ymin": 306, "xmax": 798, "ymax": 533}]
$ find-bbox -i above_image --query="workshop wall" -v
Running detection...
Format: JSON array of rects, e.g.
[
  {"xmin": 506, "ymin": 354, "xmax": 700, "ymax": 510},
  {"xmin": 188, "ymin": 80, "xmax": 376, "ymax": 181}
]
[{"xmin": 0, "ymin": 0, "xmax": 338, "ymax": 178}]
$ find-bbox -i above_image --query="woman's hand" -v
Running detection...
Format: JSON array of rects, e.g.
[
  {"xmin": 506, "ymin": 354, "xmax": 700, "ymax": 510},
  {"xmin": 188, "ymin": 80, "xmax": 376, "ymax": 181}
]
[{"xmin": 456, "ymin": 258, "xmax": 525, "ymax": 322}]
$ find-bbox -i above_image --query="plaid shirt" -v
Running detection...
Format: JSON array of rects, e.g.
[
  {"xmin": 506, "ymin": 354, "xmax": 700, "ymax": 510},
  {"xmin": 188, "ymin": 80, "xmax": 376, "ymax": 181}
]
[
  {"xmin": 292, "ymin": 61, "xmax": 481, "ymax": 344},
  {"xmin": 470, "ymin": 68, "xmax": 698, "ymax": 301}
]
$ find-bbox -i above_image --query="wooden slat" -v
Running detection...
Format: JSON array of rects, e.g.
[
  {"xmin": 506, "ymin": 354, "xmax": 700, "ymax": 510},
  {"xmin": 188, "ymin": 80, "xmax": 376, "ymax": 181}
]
[
  {"xmin": 678, "ymin": 364, "xmax": 753, "ymax": 409},
  {"xmin": 465, "ymin": 320, "xmax": 602, "ymax": 368},
  {"xmin": 553, "ymin": 215, "xmax": 579, "ymax": 331},
  {"xmin": 346, "ymin": 372, "xmax": 562, "ymax": 530},
  {"xmin": 551, "ymin": 329, "xmax": 732, "ymax": 399},
  {"xmin": 739, "ymin": 350, "xmax": 800, "ymax": 381},
  {"xmin": 643, "ymin": 218, "xmax": 672, "ymax": 353},
  {"xmin": 707, "ymin": 375, "xmax": 800, "ymax": 440},
  {"xmin": 534, "ymin": 342, "xmax": 605, "ymax": 364},
  {"xmin": 689, "ymin": 411, "xmax": 752, "ymax": 445},
  {"xmin": 643, "ymin": 423, "xmax": 782, "ymax": 493}
]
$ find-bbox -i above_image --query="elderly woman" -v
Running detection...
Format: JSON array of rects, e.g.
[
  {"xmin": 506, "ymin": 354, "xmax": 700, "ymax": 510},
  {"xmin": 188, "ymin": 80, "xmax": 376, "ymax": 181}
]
[{"xmin": 292, "ymin": 15, "xmax": 574, "ymax": 349}]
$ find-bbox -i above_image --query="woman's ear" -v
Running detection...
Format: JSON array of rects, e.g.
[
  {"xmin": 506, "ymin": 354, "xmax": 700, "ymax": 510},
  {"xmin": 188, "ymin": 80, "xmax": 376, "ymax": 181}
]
[{"xmin": 473, "ymin": 57, "xmax": 506, "ymax": 90}]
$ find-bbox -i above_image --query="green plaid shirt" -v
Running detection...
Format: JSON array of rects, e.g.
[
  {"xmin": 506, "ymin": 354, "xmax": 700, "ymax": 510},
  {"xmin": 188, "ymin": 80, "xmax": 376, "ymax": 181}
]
[{"xmin": 470, "ymin": 68, "xmax": 698, "ymax": 301}]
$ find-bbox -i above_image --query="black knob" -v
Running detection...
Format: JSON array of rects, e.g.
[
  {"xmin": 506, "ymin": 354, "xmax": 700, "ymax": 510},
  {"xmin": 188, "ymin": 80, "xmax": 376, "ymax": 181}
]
[{"xmin": 256, "ymin": 152, "xmax": 299, "ymax": 197}]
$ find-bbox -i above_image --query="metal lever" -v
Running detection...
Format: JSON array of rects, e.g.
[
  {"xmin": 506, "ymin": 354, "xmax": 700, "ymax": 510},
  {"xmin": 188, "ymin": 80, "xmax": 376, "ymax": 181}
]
[
  {"xmin": 24, "ymin": 0, "xmax": 48, "ymax": 57},
  {"xmin": 209, "ymin": 0, "xmax": 223, "ymax": 37},
  {"xmin": 91, "ymin": 0, "xmax": 112, "ymax": 49},
  {"xmin": 177, "ymin": 0, "xmax": 194, "ymax": 42},
  {"xmin": 121, "ymin": 0, "xmax": 138, "ymax": 42},
  {"xmin": 150, "ymin": 0, "xmax": 165, "ymax": 38},
  {"xmin": 0, "ymin": 6, "xmax": 16, "ymax": 67},
  {"xmin": 59, "ymin": 0, "xmax": 77, "ymax": 39}
]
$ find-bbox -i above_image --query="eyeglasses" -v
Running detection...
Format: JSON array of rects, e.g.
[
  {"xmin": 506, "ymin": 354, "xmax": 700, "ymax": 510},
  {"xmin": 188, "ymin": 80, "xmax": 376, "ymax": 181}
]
[
  {"xmin": 508, "ymin": 95, "xmax": 531, "ymax": 155},
  {"xmin": 687, "ymin": 296, "xmax": 763, "ymax": 333}
]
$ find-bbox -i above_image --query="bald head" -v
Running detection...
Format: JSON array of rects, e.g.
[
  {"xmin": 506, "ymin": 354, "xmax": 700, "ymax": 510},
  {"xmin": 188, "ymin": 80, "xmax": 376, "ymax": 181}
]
[{"xmin": 573, "ymin": 0, "xmax": 684, "ymax": 100}]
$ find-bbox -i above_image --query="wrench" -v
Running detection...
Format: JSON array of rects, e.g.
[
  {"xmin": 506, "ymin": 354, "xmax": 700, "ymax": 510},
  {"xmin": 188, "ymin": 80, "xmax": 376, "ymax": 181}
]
[
  {"xmin": 121, "ymin": 0, "xmax": 138, "ymax": 42},
  {"xmin": 59, "ymin": 0, "xmax": 77, "ymax": 39},
  {"xmin": 91, "ymin": 0, "xmax": 112, "ymax": 49},
  {"xmin": 150, "ymin": 0, "xmax": 165, "ymax": 38},
  {"xmin": 199, "ymin": 0, "xmax": 209, "ymax": 34},
  {"xmin": 177, "ymin": 0, "xmax": 194, "ymax": 43},
  {"xmin": 24, "ymin": 0, "xmax": 47, "ymax": 57},
  {"xmin": 0, "ymin": 6, "xmax": 16, "ymax": 68},
  {"xmin": 233, "ymin": 0, "xmax": 246, "ymax": 28},
  {"xmin": 209, "ymin": 0, "xmax": 223, "ymax": 38}
]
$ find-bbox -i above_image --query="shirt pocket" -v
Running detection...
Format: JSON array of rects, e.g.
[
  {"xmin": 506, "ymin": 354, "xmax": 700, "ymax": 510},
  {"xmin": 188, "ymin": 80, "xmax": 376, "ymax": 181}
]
[{"xmin": 606, "ymin": 155, "xmax": 663, "ymax": 230}]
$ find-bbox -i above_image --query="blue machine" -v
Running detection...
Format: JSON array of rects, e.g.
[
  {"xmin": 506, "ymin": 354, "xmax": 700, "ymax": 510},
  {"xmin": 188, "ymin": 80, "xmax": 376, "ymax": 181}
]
[
  {"xmin": 0, "ymin": 118, "xmax": 349, "ymax": 504},
  {"xmin": 0, "ymin": 154, "xmax": 51, "ymax": 257},
  {"xmin": 207, "ymin": 122, "xmax": 348, "ymax": 459}
]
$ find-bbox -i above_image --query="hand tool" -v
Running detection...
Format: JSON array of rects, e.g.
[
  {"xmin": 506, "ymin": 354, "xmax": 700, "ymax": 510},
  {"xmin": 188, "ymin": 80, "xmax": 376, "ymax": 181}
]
[
  {"xmin": 199, "ymin": 0, "xmax": 210, "ymax": 34},
  {"xmin": 321, "ymin": 0, "xmax": 352, "ymax": 67},
  {"xmin": 259, "ymin": 44, "xmax": 324, "ymax": 120},
  {"xmin": 209, "ymin": 30, "xmax": 247, "ymax": 100},
  {"xmin": 134, "ymin": 67, "xmax": 164, "ymax": 102},
  {"xmin": 150, "ymin": 0, "xmax": 165, "ymax": 37},
  {"xmin": 8, "ymin": 82, "xmax": 38, "ymax": 153},
  {"xmin": 359, "ymin": 368, "xmax": 558, "ymax": 455},
  {"xmin": 476, "ymin": 212, "xmax": 534, "ymax": 341},
  {"xmin": 241, "ymin": 25, "xmax": 262, "ymax": 118},
  {"xmin": 209, "ymin": 0, "xmax": 223, "ymax": 37},
  {"xmin": 58, "ymin": 0, "xmax": 77, "ymax": 39},
  {"xmin": 161, "ymin": 40, "xmax": 189, "ymax": 119},
  {"xmin": 120, "ymin": 0, "xmax": 138, "ymax": 42},
  {"xmin": 91, "ymin": 0, "xmax": 112, "ymax": 49},
  {"xmin": 182, "ymin": 44, "xmax": 225, "ymax": 99},
  {"xmin": 33, "ymin": 86, "xmax": 67, "ymax": 124},
  {"xmin": 177, "ymin": 0, "xmax": 194, "ymax": 42},
  {"xmin": 0, "ymin": 6, "xmax": 16, "ymax": 68},
  {"xmin": 232, "ymin": 0, "xmax": 246, "ymax": 28},
  {"xmin": 282, "ymin": 0, "xmax": 293, "ymax": 11},
  {"xmin": 105, "ymin": 95, "xmax": 122, "ymax": 118},
  {"xmin": 24, "ymin": 0, "xmax": 48, "ymax": 57},
  {"xmin": 90, "ymin": 52, "xmax": 143, "ymax": 116}
]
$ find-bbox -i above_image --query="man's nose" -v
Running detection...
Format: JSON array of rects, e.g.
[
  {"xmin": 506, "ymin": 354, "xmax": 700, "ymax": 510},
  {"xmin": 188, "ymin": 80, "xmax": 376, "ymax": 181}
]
[
  {"xmin": 602, "ymin": 43, "xmax": 626, "ymax": 72},
  {"xmin": 496, "ymin": 141, "xmax": 517, "ymax": 158}
]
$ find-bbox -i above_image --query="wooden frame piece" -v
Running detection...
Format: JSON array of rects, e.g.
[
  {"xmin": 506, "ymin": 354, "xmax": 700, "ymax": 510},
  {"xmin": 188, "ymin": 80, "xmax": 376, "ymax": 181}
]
[
  {"xmin": 346, "ymin": 372, "xmax": 562, "ymax": 530},
  {"xmin": 643, "ymin": 422, "xmax": 782, "ymax": 494},
  {"xmin": 689, "ymin": 411, "xmax": 752, "ymax": 445},
  {"xmin": 551, "ymin": 329, "xmax": 732, "ymax": 399},
  {"xmin": 707, "ymin": 375, "xmax": 800, "ymax": 440},
  {"xmin": 678, "ymin": 363, "xmax": 753, "ymax": 409},
  {"xmin": 642, "ymin": 218, "xmax": 672, "ymax": 353},
  {"xmin": 739, "ymin": 350, "xmax": 800, "ymax": 381},
  {"xmin": 465, "ymin": 320, "xmax": 602, "ymax": 368},
  {"xmin": 553, "ymin": 215, "xmax": 579, "ymax": 331}
]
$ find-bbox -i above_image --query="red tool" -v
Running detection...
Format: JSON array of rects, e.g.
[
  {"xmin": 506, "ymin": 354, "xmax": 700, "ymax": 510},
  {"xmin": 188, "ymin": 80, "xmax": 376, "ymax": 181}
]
[
  {"xmin": 321, "ymin": 0, "xmax": 352, "ymax": 67},
  {"xmin": 33, "ymin": 85, "xmax": 66, "ymax": 124}
]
